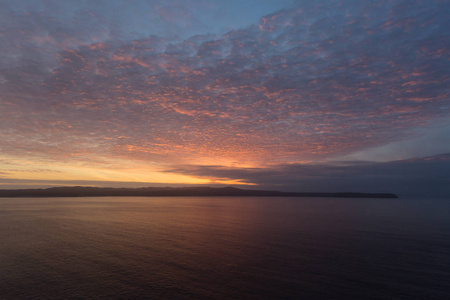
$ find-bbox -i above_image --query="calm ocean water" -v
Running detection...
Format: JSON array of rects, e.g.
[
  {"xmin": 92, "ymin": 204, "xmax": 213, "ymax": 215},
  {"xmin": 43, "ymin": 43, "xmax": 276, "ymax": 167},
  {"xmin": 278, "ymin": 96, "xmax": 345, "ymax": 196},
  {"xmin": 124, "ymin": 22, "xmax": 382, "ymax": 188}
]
[{"xmin": 1, "ymin": 196, "xmax": 449, "ymax": 299}]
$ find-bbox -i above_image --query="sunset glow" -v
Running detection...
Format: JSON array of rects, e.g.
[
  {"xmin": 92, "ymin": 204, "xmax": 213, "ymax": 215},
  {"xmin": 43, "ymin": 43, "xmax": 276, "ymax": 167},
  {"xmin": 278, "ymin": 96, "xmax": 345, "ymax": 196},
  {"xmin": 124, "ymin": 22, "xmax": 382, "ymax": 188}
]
[{"xmin": 1, "ymin": 0, "xmax": 449, "ymax": 196}]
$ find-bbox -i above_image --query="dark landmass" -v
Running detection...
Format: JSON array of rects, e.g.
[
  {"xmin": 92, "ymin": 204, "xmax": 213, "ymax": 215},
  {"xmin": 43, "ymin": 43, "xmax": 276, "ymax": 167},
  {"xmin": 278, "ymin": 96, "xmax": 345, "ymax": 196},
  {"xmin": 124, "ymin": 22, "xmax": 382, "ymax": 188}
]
[{"xmin": 0, "ymin": 186, "xmax": 398, "ymax": 198}]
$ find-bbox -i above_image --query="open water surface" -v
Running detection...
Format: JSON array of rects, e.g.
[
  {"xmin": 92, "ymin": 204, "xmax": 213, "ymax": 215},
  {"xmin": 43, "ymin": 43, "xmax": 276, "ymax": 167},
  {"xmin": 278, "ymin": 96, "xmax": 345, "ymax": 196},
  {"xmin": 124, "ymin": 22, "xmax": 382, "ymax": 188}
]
[{"xmin": 1, "ymin": 196, "xmax": 449, "ymax": 299}]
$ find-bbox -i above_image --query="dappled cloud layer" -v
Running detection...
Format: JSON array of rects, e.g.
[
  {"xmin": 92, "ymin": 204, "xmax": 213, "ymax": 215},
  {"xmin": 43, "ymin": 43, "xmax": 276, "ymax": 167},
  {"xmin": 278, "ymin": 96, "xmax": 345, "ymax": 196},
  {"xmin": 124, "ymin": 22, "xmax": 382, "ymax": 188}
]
[{"xmin": 0, "ymin": 0, "xmax": 449, "ymax": 187}]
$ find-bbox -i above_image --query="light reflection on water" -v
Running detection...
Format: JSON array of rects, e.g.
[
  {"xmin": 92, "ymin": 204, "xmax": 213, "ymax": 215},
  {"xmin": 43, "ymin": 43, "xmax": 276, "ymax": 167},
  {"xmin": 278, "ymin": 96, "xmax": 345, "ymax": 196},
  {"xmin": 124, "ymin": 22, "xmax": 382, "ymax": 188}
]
[{"xmin": 1, "ymin": 197, "xmax": 449, "ymax": 299}]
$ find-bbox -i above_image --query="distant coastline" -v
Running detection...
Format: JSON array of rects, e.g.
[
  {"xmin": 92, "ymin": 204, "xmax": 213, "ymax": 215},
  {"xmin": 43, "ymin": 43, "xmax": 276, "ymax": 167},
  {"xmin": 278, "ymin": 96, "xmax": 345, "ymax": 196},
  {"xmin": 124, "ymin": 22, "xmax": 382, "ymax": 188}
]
[{"xmin": 0, "ymin": 186, "xmax": 399, "ymax": 198}]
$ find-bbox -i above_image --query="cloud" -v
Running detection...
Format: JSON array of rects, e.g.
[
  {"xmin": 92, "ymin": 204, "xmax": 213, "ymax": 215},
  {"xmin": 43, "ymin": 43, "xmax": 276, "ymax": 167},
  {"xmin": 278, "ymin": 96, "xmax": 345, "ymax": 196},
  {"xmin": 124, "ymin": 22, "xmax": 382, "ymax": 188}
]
[
  {"xmin": 165, "ymin": 153, "xmax": 450, "ymax": 197},
  {"xmin": 0, "ymin": 0, "xmax": 449, "ymax": 167}
]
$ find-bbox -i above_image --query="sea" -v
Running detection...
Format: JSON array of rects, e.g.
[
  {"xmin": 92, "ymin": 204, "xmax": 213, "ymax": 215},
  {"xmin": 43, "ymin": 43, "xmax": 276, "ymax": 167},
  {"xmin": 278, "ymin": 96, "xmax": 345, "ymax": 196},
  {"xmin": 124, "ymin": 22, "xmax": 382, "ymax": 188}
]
[{"xmin": 1, "ymin": 196, "xmax": 449, "ymax": 299}]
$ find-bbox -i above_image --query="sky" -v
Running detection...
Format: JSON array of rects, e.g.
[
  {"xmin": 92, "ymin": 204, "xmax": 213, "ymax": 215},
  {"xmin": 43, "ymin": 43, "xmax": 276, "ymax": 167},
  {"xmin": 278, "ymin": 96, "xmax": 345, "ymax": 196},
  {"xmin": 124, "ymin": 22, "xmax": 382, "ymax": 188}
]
[{"xmin": 0, "ymin": 0, "xmax": 449, "ymax": 197}]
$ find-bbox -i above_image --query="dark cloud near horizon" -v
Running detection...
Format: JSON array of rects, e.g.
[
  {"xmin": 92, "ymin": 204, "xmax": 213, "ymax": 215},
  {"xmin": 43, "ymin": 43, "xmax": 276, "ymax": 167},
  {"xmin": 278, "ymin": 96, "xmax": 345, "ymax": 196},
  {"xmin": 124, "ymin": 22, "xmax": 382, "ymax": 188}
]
[{"xmin": 166, "ymin": 153, "xmax": 450, "ymax": 197}]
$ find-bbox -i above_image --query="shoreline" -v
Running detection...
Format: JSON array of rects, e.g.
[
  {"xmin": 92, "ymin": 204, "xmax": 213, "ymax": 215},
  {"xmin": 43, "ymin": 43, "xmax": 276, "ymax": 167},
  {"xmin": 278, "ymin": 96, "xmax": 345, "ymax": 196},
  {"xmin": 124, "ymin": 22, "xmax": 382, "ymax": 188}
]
[{"xmin": 0, "ymin": 186, "xmax": 399, "ymax": 199}]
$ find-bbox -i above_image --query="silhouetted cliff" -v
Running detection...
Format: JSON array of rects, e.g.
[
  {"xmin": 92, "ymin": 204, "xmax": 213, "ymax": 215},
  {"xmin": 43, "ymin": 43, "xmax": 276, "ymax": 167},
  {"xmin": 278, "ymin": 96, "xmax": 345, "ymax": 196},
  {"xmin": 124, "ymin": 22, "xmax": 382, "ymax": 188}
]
[{"xmin": 0, "ymin": 186, "xmax": 399, "ymax": 198}]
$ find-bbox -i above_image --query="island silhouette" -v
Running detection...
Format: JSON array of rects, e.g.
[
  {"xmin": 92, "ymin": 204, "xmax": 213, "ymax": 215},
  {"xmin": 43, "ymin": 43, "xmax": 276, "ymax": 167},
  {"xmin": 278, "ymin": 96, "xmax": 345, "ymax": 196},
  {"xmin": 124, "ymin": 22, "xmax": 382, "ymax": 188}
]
[{"xmin": 0, "ymin": 186, "xmax": 398, "ymax": 198}]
